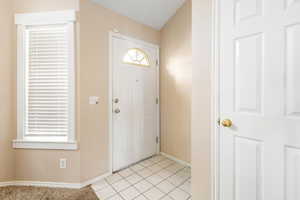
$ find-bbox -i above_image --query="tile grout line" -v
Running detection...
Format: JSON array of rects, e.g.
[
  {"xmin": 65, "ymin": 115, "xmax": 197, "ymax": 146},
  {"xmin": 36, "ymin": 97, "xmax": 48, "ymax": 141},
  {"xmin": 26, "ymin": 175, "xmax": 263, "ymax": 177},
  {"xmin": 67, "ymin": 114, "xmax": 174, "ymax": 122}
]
[
  {"xmin": 118, "ymin": 156, "xmax": 171, "ymax": 200},
  {"xmin": 130, "ymin": 156, "xmax": 189, "ymax": 199},
  {"xmin": 106, "ymin": 157, "xmax": 190, "ymax": 200},
  {"xmin": 96, "ymin": 155, "xmax": 161, "ymax": 199},
  {"xmin": 94, "ymin": 155, "xmax": 191, "ymax": 200}
]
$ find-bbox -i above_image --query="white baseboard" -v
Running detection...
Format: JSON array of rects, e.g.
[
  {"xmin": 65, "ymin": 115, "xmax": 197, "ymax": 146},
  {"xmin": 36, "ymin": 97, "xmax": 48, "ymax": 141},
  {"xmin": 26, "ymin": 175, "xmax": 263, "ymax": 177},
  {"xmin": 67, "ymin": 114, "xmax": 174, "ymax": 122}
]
[
  {"xmin": 0, "ymin": 181, "xmax": 81, "ymax": 189},
  {"xmin": 80, "ymin": 172, "xmax": 112, "ymax": 188},
  {"xmin": 160, "ymin": 152, "xmax": 191, "ymax": 167},
  {"xmin": 14, "ymin": 181, "xmax": 82, "ymax": 189},
  {"xmin": 0, "ymin": 182, "xmax": 15, "ymax": 187},
  {"xmin": 0, "ymin": 172, "xmax": 112, "ymax": 189}
]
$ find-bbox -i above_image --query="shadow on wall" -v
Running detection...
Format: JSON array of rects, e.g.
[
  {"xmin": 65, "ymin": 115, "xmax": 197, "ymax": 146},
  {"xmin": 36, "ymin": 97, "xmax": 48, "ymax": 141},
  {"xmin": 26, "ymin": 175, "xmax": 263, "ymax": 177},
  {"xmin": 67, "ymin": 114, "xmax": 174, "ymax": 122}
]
[{"xmin": 160, "ymin": 0, "xmax": 192, "ymax": 164}]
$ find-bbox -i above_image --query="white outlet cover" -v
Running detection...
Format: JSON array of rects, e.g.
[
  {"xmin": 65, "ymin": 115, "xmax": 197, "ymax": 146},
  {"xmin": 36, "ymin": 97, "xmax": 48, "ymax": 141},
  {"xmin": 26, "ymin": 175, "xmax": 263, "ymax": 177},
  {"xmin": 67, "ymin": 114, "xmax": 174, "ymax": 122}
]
[
  {"xmin": 60, "ymin": 159, "xmax": 67, "ymax": 169},
  {"xmin": 89, "ymin": 96, "xmax": 100, "ymax": 105}
]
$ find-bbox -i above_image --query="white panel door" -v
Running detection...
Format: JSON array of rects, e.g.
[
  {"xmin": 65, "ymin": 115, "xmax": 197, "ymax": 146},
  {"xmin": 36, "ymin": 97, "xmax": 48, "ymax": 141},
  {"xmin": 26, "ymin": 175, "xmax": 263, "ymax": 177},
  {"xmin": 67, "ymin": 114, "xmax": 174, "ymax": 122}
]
[
  {"xmin": 112, "ymin": 35, "xmax": 159, "ymax": 172},
  {"xmin": 219, "ymin": 0, "xmax": 300, "ymax": 200}
]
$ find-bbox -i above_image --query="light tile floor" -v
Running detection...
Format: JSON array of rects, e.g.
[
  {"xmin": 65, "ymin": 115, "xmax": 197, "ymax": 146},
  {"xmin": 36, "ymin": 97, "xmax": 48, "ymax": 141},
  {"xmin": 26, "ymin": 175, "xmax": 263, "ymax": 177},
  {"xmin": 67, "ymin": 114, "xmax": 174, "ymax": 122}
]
[{"xmin": 92, "ymin": 155, "xmax": 191, "ymax": 200}]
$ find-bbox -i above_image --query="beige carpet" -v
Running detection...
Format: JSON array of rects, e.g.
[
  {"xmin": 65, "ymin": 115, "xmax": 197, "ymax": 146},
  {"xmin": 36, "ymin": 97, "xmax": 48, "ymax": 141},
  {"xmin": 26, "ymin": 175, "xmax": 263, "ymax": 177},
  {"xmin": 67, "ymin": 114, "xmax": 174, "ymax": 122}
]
[{"xmin": 0, "ymin": 186, "xmax": 99, "ymax": 200}]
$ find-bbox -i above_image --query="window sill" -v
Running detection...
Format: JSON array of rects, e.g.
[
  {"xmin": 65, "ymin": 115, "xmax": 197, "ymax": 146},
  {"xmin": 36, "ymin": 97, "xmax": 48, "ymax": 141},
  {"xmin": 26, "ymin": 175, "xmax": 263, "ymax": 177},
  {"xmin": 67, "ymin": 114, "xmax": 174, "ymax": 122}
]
[{"xmin": 12, "ymin": 140, "xmax": 78, "ymax": 150}]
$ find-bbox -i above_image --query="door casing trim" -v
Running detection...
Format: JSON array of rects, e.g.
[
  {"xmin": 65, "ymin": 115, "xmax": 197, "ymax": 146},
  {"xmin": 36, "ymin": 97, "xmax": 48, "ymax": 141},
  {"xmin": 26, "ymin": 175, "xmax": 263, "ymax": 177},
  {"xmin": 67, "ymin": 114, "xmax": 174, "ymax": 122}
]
[
  {"xmin": 108, "ymin": 32, "xmax": 160, "ymax": 174},
  {"xmin": 211, "ymin": 0, "xmax": 220, "ymax": 200}
]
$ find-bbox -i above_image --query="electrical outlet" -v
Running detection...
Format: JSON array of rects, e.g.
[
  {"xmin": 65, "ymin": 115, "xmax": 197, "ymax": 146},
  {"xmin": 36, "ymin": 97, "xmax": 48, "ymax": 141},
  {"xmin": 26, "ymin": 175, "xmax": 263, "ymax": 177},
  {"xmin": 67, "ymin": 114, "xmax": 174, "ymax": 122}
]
[{"xmin": 59, "ymin": 158, "xmax": 67, "ymax": 169}]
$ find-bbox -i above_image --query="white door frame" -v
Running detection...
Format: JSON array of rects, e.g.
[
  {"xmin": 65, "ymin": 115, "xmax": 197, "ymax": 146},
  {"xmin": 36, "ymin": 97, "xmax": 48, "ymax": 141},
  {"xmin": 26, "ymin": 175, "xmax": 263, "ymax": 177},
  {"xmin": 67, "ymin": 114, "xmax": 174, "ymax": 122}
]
[
  {"xmin": 108, "ymin": 32, "xmax": 160, "ymax": 173},
  {"xmin": 211, "ymin": 0, "xmax": 221, "ymax": 199}
]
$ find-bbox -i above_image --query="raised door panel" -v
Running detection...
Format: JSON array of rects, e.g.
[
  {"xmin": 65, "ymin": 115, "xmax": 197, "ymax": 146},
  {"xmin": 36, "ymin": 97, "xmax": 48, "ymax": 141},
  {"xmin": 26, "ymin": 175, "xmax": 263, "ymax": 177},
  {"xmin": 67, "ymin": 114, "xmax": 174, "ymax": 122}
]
[
  {"xmin": 286, "ymin": 0, "xmax": 300, "ymax": 8},
  {"xmin": 235, "ymin": 0, "xmax": 263, "ymax": 23},
  {"xmin": 285, "ymin": 24, "xmax": 300, "ymax": 117},
  {"xmin": 234, "ymin": 33, "xmax": 263, "ymax": 114},
  {"xmin": 235, "ymin": 136, "xmax": 263, "ymax": 200},
  {"xmin": 285, "ymin": 146, "xmax": 300, "ymax": 200}
]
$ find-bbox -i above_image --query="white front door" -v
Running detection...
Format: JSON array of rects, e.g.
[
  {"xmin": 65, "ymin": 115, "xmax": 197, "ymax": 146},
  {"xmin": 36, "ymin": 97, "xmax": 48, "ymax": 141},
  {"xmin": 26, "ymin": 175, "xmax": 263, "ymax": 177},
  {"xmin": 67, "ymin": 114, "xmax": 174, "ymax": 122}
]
[
  {"xmin": 219, "ymin": 0, "xmax": 300, "ymax": 200},
  {"xmin": 112, "ymin": 35, "xmax": 159, "ymax": 172}
]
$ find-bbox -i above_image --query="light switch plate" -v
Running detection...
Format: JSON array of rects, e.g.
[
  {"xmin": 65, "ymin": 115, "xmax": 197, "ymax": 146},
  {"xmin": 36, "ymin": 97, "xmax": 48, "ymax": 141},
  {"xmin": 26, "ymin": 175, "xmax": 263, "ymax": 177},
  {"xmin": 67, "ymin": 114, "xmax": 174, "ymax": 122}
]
[
  {"xmin": 60, "ymin": 158, "xmax": 67, "ymax": 169},
  {"xmin": 89, "ymin": 96, "xmax": 99, "ymax": 105}
]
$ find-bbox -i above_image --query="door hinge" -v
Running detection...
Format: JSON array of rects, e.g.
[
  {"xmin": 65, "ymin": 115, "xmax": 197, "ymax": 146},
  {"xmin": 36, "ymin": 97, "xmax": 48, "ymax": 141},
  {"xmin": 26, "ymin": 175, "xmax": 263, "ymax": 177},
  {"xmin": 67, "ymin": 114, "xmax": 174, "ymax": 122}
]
[
  {"xmin": 156, "ymin": 59, "xmax": 159, "ymax": 66},
  {"xmin": 156, "ymin": 97, "xmax": 159, "ymax": 105},
  {"xmin": 156, "ymin": 136, "xmax": 159, "ymax": 144}
]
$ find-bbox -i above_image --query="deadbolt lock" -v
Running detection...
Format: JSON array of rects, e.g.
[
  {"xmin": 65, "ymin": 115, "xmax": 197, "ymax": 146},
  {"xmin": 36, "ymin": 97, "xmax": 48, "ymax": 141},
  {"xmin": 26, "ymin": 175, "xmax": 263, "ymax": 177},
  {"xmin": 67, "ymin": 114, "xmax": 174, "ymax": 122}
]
[{"xmin": 114, "ymin": 98, "xmax": 119, "ymax": 103}]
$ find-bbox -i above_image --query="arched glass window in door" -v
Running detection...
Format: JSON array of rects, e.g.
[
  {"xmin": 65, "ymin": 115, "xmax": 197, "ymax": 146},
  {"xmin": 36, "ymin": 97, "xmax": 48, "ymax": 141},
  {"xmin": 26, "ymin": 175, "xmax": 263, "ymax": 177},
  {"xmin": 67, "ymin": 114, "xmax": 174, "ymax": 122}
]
[{"xmin": 123, "ymin": 48, "xmax": 150, "ymax": 67}]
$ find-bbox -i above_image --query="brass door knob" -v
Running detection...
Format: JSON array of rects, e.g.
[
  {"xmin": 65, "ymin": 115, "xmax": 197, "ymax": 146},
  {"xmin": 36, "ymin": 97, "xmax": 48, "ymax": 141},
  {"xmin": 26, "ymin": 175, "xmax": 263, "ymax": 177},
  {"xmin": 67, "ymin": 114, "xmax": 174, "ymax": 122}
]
[
  {"xmin": 114, "ymin": 108, "xmax": 120, "ymax": 114},
  {"xmin": 221, "ymin": 119, "xmax": 232, "ymax": 127}
]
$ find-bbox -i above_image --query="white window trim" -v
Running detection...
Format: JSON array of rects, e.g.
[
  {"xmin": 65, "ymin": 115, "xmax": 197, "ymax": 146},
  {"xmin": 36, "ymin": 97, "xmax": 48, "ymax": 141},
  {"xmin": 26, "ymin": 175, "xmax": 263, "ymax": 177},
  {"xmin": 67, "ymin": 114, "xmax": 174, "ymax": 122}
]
[
  {"xmin": 13, "ymin": 140, "xmax": 78, "ymax": 150},
  {"xmin": 15, "ymin": 10, "xmax": 76, "ymax": 25},
  {"xmin": 14, "ymin": 10, "xmax": 77, "ymax": 150}
]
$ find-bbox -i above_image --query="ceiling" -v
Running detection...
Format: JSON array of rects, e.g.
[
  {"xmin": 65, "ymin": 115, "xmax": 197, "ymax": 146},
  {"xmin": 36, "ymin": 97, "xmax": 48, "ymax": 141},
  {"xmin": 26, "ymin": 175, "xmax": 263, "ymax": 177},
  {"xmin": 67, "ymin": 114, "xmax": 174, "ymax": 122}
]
[{"xmin": 92, "ymin": 0, "xmax": 187, "ymax": 30}]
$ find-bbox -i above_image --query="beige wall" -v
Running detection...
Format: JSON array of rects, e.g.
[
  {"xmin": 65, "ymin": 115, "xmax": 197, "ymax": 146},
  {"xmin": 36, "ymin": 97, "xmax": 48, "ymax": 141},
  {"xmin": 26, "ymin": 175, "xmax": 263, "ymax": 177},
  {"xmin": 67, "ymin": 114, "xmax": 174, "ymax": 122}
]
[
  {"xmin": 191, "ymin": 0, "xmax": 213, "ymax": 199},
  {"xmin": 79, "ymin": 0, "xmax": 160, "ymax": 182},
  {"xmin": 160, "ymin": 0, "xmax": 192, "ymax": 163},
  {"xmin": 12, "ymin": 0, "xmax": 79, "ymax": 12},
  {"xmin": 3, "ymin": 0, "xmax": 194, "ymax": 185},
  {"xmin": 0, "ymin": 0, "xmax": 15, "ymax": 182},
  {"xmin": 6, "ymin": 0, "xmax": 160, "ymax": 184},
  {"xmin": 13, "ymin": 0, "xmax": 81, "ymax": 183}
]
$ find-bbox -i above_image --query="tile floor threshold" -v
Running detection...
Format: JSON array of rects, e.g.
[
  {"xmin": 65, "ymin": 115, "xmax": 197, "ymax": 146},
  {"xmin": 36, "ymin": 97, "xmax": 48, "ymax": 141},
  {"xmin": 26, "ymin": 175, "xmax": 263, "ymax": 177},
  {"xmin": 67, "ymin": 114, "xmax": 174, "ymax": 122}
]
[{"xmin": 92, "ymin": 154, "xmax": 191, "ymax": 200}]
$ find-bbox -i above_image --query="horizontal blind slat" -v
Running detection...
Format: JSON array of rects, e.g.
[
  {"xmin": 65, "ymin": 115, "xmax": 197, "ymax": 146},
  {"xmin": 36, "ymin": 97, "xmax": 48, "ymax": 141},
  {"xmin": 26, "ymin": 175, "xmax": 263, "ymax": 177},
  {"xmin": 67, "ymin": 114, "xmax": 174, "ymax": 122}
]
[{"xmin": 24, "ymin": 24, "xmax": 71, "ymax": 136}]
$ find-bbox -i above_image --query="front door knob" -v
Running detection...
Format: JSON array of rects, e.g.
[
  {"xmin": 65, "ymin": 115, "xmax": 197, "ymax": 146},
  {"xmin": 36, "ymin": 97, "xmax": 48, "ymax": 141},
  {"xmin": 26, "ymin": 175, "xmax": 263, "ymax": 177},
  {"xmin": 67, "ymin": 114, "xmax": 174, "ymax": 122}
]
[
  {"xmin": 221, "ymin": 119, "xmax": 232, "ymax": 127},
  {"xmin": 114, "ymin": 108, "xmax": 120, "ymax": 114}
]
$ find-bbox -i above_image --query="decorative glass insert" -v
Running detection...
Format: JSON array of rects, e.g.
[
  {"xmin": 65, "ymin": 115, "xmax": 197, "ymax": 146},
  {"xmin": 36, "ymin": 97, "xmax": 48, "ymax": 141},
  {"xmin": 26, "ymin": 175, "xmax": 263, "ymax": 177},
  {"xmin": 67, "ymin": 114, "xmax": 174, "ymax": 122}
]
[{"xmin": 123, "ymin": 48, "xmax": 150, "ymax": 67}]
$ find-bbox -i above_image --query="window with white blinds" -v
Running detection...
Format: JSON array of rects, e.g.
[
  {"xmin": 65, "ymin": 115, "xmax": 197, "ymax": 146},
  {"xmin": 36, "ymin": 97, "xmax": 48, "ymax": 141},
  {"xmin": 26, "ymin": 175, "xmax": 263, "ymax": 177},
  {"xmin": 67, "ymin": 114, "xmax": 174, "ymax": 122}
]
[
  {"xmin": 24, "ymin": 24, "xmax": 71, "ymax": 140},
  {"xmin": 15, "ymin": 11, "xmax": 76, "ymax": 148}
]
